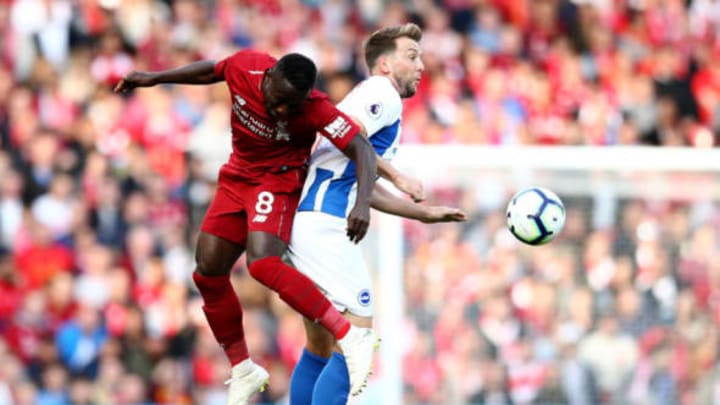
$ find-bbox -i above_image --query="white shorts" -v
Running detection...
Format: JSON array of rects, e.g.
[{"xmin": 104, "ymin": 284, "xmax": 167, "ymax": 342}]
[{"xmin": 287, "ymin": 211, "xmax": 373, "ymax": 317}]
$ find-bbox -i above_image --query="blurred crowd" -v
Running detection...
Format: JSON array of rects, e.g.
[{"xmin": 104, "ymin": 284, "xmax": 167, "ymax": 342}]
[
  {"xmin": 402, "ymin": 185, "xmax": 720, "ymax": 405},
  {"xmin": 1, "ymin": 0, "xmax": 720, "ymax": 404}
]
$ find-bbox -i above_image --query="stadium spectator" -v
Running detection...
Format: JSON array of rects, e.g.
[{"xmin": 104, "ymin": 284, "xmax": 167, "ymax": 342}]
[{"xmin": 1, "ymin": 1, "xmax": 720, "ymax": 405}]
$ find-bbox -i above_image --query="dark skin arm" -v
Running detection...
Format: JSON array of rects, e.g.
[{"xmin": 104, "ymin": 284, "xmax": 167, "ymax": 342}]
[
  {"xmin": 113, "ymin": 60, "xmax": 222, "ymax": 92},
  {"xmin": 340, "ymin": 134, "xmax": 377, "ymax": 244}
]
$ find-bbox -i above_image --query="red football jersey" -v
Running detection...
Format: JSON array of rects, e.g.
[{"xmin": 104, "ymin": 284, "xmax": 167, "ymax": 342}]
[{"xmin": 214, "ymin": 50, "xmax": 359, "ymax": 192}]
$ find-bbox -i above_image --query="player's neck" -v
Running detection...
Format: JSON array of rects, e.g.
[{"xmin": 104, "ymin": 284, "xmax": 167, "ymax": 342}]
[{"xmin": 373, "ymin": 72, "xmax": 401, "ymax": 95}]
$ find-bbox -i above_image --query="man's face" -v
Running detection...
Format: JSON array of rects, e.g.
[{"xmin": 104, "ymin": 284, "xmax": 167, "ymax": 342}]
[
  {"xmin": 261, "ymin": 67, "xmax": 310, "ymax": 120},
  {"xmin": 387, "ymin": 37, "xmax": 424, "ymax": 98}
]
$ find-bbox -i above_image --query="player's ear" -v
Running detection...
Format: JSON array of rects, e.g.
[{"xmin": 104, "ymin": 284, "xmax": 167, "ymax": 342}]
[{"xmin": 378, "ymin": 55, "xmax": 392, "ymax": 75}]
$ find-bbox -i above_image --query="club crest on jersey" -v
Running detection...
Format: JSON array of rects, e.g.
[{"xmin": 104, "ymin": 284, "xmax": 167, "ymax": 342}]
[
  {"xmin": 358, "ymin": 289, "xmax": 371, "ymax": 306},
  {"xmin": 276, "ymin": 120, "xmax": 290, "ymax": 141},
  {"xmin": 366, "ymin": 102, "xmax": 382, "ymax": 119},
  {"xmin": 232, "ymin": 93, "xmax": 290, "ymax": 142}
]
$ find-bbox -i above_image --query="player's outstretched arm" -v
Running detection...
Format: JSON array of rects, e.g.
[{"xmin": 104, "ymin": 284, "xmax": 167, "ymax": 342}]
[
  {"xmin": 376, "ymin": 158, "xmax": 425, "ymax": 203},
  {"xmin": 342, "ymin": 135, "xmax": 377, "ymax": 243},
  {"xmin": 114, "ymin": 60, "xmax": 221, "ymax": 93},
  {"xmin": 371, "ymin": 183, "xmax": 466, "ymax": 223}
]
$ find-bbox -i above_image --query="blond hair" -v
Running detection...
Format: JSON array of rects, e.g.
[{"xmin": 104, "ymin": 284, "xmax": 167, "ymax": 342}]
[{"xmin": 364, "ymin": 23, "xmax": 422, "ymax": 71}]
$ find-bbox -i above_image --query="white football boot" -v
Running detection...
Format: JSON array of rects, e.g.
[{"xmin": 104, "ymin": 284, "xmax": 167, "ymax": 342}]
[
  {"xmin": 224, "ymin": 359, "xmax": 269, "ymax": 405},
  {"xmin": 337, "ymin": 326, "xmax": 380, "ymax": 396}
]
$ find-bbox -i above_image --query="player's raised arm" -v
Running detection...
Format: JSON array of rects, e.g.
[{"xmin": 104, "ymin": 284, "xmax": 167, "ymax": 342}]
[
  {"xmin": 371, "ymin": 183, "xmax": 466, "ymax": 223},
  {"xmin": 114, "ymin": 60, "xmax": 221, "ymax": 93},
  {"xmin": 341, "ymin": 134, "xmax": 377, "ymax": 243}
]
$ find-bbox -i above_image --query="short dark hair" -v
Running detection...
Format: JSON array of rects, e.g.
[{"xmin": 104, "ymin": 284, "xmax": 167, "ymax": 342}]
[
  {"xmin": 275, "ymin": 53, "xmax": 317, "ymax": 93},
  {"xmin": 364, "ymin": 23, "xmax": 423, "ymax": 71}
]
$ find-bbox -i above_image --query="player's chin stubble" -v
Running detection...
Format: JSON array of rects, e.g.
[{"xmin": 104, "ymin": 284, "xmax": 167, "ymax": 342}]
[{"xmin": 404, "ymin": 84, "xmax": 417, "ymax": 98}]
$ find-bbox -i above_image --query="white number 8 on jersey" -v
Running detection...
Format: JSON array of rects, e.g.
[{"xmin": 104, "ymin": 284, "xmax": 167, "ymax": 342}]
[{"xmin": 255, "ymin": 191, "xmax": 275, "ymax": 214}]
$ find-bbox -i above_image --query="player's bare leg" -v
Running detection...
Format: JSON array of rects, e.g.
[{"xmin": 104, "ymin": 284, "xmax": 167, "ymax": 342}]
[
  {"xmin": 194, "ymin": 231, "xmax": 245, "ymax": 277},
  {"xmin": 302, "ymin": 317, "xmax": 335, "ymax": 359},
  {"xmin": 245, "ymin": 231, "xmax": 377, "ymax": 395},
  {"xmin": 193, "ymin": 232, "xmax": 269, "ymax": 405}
]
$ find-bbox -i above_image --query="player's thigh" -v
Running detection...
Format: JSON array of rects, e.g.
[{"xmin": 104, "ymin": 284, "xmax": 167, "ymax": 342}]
[
  {"xmin": 246, "ymin": 231, "xmax": 287, "ymax": 265},
  {"xmin": 288, "ymin": 212, "xmax": 374, "ymax": 317},
  {"xmin": 200, "ymin": 180, "xmax": 250, "ymax": 247},
  {"xmin": 195, "ymin": 231, "xmax": 246, "ymax": 276},
  {"xmin": 245, "ymin": 188, "xmax": 300, "ymax": 264}
]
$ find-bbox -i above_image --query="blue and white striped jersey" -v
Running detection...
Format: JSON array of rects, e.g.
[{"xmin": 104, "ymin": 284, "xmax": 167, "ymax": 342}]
[{"xmin": 297, "ymin": 76, "xmax": 403, "ymax": 218}]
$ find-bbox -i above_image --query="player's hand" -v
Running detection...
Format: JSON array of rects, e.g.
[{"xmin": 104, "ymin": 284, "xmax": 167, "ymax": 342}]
[
  {"xmin": 421, "ymin": 206, "xmax": 467, "ymax": 224},
  {"xmin": 114, "ymin": 71, "xmax": 157, "ymax": 93},
  {"xmin": 346, "ymin": 203, "xmax": 371, "ymax": 243},
  {"xmin": 394, "ymin": 173, "xmax": 425, "ymax": 202}
]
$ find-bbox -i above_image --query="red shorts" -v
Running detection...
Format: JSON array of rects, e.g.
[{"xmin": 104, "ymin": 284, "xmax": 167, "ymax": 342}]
[{"xmin": 200, "ymin": 171, "xmax": 301, "ymax": 247}]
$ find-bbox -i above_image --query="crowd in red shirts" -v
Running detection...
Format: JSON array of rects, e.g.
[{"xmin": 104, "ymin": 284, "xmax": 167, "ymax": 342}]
[{"xmin": 1, "ymin": 0, "xmax": 719, "ymax": 404}]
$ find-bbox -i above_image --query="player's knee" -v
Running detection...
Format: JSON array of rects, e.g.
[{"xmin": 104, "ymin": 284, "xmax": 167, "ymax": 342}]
[
  {"xmin": 194, "ymin": 264, "xmax": 211, "ymax": 277},
  {"xmin": 194, "ymin": 232, "xmax": 244, "ymax": 276},
  {"xmin": 247, "ymin": 256, "xmax": 282, "ymax": 284},
  {"xmin": 245, "ymin": 242, "xmax": 283, "ymax": 266},
  {"xmin": 194, "ymin": 251, "xmax": 212, "ymax": 276},
  {"xmin": 245, "ymin": 251, "xmax": 269, "ymax": 267},
  {"xmin": 194, "ymin": 250, "xmax": 227, "ymax": 277},
  {"xmin": 245, "ymin": 231, "xmax": 286, "ymax": 266}
]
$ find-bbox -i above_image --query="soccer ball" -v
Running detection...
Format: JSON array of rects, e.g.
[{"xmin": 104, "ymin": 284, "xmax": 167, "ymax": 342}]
[{"xmin": 506, "ymin": 187, "xmax": 565, "ymax": 245}]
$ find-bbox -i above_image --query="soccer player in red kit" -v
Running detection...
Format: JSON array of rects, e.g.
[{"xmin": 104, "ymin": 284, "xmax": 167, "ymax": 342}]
[{"xmin": 115, "ymin": 51, "xmax": 378, "ymax": 405}]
